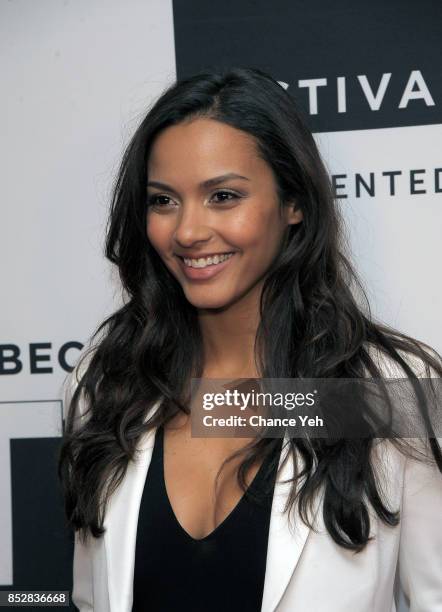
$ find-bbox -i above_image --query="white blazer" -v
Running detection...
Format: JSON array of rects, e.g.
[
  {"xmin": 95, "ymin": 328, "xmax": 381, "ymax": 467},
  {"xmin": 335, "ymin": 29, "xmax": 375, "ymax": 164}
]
[{"xmin": 66, "ymin": 351, "xmax": 442, "ymax": 612}]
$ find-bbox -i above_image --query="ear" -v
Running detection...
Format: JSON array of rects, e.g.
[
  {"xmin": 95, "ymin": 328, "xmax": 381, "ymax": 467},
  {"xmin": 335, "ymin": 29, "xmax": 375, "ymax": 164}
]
[{"xmin": 285, "ymin": 200, "xmax": 303, "ymax": 225}]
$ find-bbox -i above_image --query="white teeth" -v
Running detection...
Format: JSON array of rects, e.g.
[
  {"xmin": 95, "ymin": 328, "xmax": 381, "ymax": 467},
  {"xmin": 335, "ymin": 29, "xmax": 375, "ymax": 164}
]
[{"xmin": 183, "ymin": 252, "xmax": 234, "ymax": 268}]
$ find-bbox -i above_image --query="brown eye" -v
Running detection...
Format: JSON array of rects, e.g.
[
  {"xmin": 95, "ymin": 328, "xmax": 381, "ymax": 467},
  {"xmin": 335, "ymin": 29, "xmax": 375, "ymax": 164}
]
[
  {"xmin": 211, "ymin": 191, "xmax": 240, "ymax": 203},
  {"xmin": 147, "ymin": 194, "xmax": 174, "ymax": 208}
]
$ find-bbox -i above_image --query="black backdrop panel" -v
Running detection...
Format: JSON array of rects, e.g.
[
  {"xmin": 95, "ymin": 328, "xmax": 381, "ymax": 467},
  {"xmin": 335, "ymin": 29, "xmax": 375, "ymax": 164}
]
[
  {"xmin": 172, "ymin": 0, "xmax": 442, "ymax": 132},
  {"xmin": 0, "ymin": 439, "xmax": 75, "ymax": 611}
]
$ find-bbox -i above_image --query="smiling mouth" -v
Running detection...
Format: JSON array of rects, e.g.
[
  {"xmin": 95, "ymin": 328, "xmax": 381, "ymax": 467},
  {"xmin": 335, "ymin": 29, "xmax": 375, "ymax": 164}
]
[
  {"xmin": 178, "ymin": 252, "xmax": 235, "ymax": 269},
  {"xmin": 175, "ymin": 251, "xmax": 237, "ymax": 281}
]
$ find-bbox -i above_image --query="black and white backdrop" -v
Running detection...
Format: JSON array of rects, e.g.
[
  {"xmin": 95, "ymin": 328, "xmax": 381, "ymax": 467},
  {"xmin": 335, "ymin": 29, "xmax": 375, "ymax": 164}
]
[{"xmin": 1, "ymin": 1, "xmax": 440, "ymax": 609}]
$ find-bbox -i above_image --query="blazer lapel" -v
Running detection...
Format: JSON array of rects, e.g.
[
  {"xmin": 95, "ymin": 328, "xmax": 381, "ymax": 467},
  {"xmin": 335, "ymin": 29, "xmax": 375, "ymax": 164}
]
[
  {"xmin": 260, "ymin": 434, "xmax": 321, "ymax": 612},
  {"xmin": 103, "ymin": 399, "xmax": 162, "ymax": 612}
]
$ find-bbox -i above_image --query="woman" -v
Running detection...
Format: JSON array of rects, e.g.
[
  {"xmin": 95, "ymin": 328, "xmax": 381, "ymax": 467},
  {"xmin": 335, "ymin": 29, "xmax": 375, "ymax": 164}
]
[{"xmin": 58, "ymin": 67, "xmax": 442, "ymax": 612}]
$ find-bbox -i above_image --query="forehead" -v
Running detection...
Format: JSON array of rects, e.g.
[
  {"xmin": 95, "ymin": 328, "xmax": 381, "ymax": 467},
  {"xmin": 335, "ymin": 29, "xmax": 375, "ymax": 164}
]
[{"xmin": 147, "ymin": 118, "xmax": 263, "ymax": 176}]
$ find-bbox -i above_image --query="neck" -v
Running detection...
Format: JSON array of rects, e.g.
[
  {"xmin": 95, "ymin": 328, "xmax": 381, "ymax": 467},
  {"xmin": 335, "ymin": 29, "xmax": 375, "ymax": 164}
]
[{"xmin": 198, "ymin": 282, "xmax": 263, "ymax": 379}]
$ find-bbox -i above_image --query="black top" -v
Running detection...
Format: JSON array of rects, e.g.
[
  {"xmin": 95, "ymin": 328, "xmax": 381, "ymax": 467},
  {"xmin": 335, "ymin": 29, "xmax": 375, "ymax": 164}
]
[{"xmin": 132, "ymin": 425, "xmax": 283, "ymax": 612}]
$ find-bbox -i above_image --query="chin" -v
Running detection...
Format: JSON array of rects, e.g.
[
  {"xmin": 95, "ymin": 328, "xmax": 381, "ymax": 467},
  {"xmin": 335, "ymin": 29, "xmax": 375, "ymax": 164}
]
[{"xmin": 183, "ymin": 291, "xmax": 235, "ymax": 311}]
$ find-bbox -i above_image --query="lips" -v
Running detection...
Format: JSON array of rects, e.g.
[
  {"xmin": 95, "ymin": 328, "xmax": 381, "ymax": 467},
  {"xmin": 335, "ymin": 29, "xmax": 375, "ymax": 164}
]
[
  {"xmin": 175, "ymin": 252, "xmax": 237, "ymax": 281},
  {"xmin": 176, "ymin": 251, "xmax": 234, "ymax": 262},
  {"xmin": 182, "ymin": 252, "xmax": 235, "ymax": 268}
]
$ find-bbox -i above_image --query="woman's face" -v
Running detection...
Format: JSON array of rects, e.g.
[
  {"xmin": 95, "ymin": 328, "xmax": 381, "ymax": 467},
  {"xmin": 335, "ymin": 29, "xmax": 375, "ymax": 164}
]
[{"xmin": 146, "ymin": 117, "xmax": 302, "ymax": 310}]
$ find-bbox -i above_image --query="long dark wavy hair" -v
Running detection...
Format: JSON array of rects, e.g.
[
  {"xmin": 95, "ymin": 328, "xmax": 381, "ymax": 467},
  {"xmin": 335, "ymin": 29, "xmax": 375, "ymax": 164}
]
[{"xmin": 58, "ymin": 66, "xmax": 442, "ymax": 551}]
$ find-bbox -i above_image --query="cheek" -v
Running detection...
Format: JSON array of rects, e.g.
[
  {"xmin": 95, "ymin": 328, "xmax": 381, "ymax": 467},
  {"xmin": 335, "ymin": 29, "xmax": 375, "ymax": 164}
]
[
  {"xmin": 146, "ymin": 215, "xmax": 170, "ymax": 255},
  {"xmin": 227, "ymin": 205, "xmax": 264, "ymax": 239},
  {"xmin": 230, "ymin": 206, "xmax": 283, "ymax": 254}
]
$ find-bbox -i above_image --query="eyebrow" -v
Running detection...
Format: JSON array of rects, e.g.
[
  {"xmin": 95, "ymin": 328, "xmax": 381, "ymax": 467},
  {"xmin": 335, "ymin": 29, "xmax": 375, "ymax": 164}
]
[{"xmin": 146, "ymin": 173, "xmax": 250, "ymax": 194}]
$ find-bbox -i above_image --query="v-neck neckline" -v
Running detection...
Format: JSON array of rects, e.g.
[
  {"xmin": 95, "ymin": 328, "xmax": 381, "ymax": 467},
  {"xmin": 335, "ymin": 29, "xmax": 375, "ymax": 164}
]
[{"xmin": 157, "ymin": 424, "xmax": 275, "ymax": 543}]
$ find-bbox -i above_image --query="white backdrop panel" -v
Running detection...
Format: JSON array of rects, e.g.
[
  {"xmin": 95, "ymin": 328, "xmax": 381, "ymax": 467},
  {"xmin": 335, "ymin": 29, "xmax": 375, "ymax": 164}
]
[
  {"xmin": 1, "ymin": 0, "xmax": 176, "ymax": 401},
  {"xmin": 317, "ymin": 124, "xmax": 441, "ymax": 353}
]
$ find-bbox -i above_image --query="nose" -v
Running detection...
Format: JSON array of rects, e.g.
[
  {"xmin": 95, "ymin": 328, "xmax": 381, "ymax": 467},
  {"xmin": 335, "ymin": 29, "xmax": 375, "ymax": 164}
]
[{"xmin": 172, "ymin": 201, "xmax": 213, "ymax": 248}]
